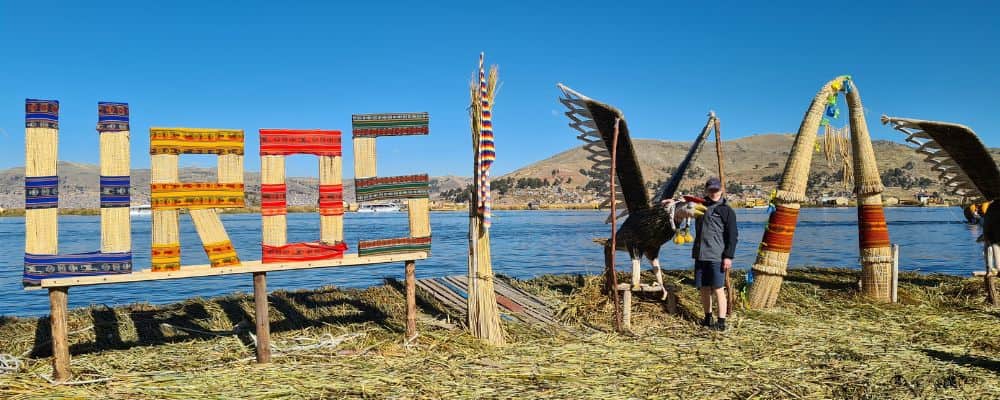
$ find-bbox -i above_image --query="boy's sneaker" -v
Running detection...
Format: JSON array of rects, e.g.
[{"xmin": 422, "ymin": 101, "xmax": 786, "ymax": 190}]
[
  {"xmin": 713, "ymin": 318, "xmax": 728, "ymax": 331},
  {"xmin": 701, "ymin": 314, "xmax": 713, "ymax": 327}
]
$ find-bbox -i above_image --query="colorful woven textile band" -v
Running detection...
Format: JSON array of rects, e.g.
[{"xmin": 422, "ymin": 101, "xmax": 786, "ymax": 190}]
[
  {"xmin": 477, "ymin": 54, "xmax": 495, "ymax": 228},
  {"xmin": 97, "ymin": 102, "xmax": 129, "ymax": 132},
  {"xmin": 262, "ymin": 241, "xmax": 348, "ymax": 263},
  {"xmin": 151, "ymin": 244, "xmax": 181, "ymax": 272},
  {"xmin": 100, "ymin": 176, "xmax": 130, "ymax": 208},
  {"xmin": 352, "ymin": 113, "xmax": 429, "ymax": 137},
  {"xmin": 859, "ymin": 205, "xmax": 891, "ymax": 249},
  {"xmin": 358, "ymin": 236, "xmax": 431, "ymax": 257},
  {"xmin": 261, "ymin": 184, "xmax": 287, "ymax": 216},
  {"xmin": 25, "ymin": 99, "xmax": 59, "ymax": 129},
  {"xmin": 150, "ymin": 128, "xmax": 244, "ymax": 155},
  {"xmin": 319, "ymin": 184, "xmax": 344, "ymax": 216},
  {"xmin": 151, "ymin": 183, "xmax": 245, "ymax": 209},
  {"xmin": 760, "ymin": 206, "xmax": 800, "ymax": 253},
  {"xmin": 260, "ymin": 129, "xmax": 342, "ymax": 156},
  {"xmin": 204, "ymin": 241, "xmax": 240, "ymax": 268},
  {"xmin": 25, "ymin": 176, "xmax": 59, "ymax": 210},
  {"xmin": 355, "ymin": 174, "xmax": 429, "ymax": 202},
  {"xmin": 24, "ymin": 251, "xmax": 132, "ymax": 285}
]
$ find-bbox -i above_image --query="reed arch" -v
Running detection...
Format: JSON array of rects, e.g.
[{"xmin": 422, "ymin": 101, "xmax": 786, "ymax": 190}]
[{"xmin": 748, "ymin": 76, "xmax": 893, "ymax": 308}]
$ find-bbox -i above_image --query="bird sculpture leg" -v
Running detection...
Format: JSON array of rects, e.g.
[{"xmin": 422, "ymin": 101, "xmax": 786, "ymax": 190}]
[
  {"xmin": 651, "ymin": 258, "xmax": 668, "ymax": 300},
  {"xmin": 631, "ymin": 258, "xmax": 642, "ymax": 290}
]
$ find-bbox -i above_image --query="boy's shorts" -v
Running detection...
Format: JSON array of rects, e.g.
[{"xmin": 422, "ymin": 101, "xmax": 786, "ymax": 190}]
[{"xmin": 694, "ymin": 260, "xmax": 724, "ymax": 289}]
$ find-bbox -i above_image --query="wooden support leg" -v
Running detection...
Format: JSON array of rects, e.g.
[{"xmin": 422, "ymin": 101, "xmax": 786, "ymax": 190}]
[
  {"xmin": 622, "ymin": 289, "xmax": 632, "ymax": 331},
  {"xmin": 253, "ymin": 272, "xmax": 271, "ymax": 363},
  {"xmin": 405, "ymin": 260, "xmax": 417, "ymax": 340},
  {"xmin": 631, "ymin": 258, "xmax": 641, "ymax": 290},
  {"xmin": 49, "ymin": 287, "xmax": 71, "ymax": 382}
]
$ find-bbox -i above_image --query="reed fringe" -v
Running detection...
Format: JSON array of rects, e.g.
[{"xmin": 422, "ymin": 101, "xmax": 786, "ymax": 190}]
[{"xmin": 845, "ymin": 81, "xmax": 885, "ymax": 196}]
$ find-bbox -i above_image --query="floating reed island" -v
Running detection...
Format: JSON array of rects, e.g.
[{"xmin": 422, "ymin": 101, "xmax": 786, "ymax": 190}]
[{"xmin": 0, "ymin": 267, "xmax": 998, "ymax": 399}]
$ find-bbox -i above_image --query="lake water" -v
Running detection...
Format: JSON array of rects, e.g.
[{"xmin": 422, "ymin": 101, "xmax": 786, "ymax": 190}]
[{"xmin": 0, "ymin": 208, "xmax": 983, "ymax": 317}]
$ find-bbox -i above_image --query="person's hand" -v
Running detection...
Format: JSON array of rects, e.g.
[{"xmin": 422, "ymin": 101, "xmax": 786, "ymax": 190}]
[
  {"xmin": 660, "ymin": 199, "xmax": 676, "ymax": 208},
  {"xmin": 722, "ymin": 258, "xmax": 732, "ymax": 272}
]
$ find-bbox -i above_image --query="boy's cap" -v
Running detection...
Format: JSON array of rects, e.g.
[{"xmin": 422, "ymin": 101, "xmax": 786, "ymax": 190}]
[{"xmin": 705, "ymin": 177, "xmax": 722, "ymax": 190}]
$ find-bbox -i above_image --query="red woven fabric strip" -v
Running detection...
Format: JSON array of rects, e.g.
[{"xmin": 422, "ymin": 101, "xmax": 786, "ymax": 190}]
[
  {"xmin": 261, "ymin": 184, "xmax": 287, "ymax": 216},
  {"xmin": 761, "ymin": 206, "xmax": 800, "ymax": 253},
  {"xmin": 262, "ymin": 241, "xmax": 348, "ymax": 263},
  {"xmin": 859, "ymin": 205, "xmax": 891, "ymax": 249},
  {"xmin": 319, "ymin": 184, "xmax": 344, "ymax": 216},
  {"xmin": 259, "ymin": 129, "xmax": 342, "ymax": 157}
]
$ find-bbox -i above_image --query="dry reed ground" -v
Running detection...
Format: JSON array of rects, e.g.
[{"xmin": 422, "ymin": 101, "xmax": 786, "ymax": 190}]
[{"xmin": 1, "ymin": 267, "xmax": 998, "ymax": 399}]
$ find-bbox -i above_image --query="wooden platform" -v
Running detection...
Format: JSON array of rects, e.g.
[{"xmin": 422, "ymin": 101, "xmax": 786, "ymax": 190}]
[
  {"xmin": 27, "ymin": 252, "xmax": 429, "ymax": 289},
  {"xmin": 415, "ymin": 275, "xmax": 561, "ymax": 327}
]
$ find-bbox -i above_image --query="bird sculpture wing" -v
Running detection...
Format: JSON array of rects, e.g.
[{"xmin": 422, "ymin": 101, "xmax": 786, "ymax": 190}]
[
  {"xmin": 652, "ymin": 114, "xmax": 716, "ymax": 204},
  {"xmin": 882, "ymin": 116, "xmax": 1000, "ymax": 202},
  {"xmin": 558, "ymin": 84, "xmax": 649, "ymax": 222}
]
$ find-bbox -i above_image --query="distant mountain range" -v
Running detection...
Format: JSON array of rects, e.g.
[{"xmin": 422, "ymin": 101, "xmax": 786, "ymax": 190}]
[
  {"xmin": 0, "ymin": 163, "xmax": 468, "ymax": 209},
  {"xmin": 1, "ymin": 134, "xmax": 997, "ymax": 209}
]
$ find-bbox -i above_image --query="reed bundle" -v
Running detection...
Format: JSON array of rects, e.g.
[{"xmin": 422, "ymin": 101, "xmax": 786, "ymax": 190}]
[
  {"xmin": 353, "ymin": 138, "xmax": 377, "ymax": 179},
  {"xmin": 319, "ymin": 155, "xmax": 343, "ymax": 243},
  {"xmin": 25, "ymin": 127, "xmax": 58, "ymax": 255},
  {"xmin": 100, "ymin": 130, "xmax": 131, "ymax": 253},
  {"xmin": 467, "ymin": 58, "xmax": 506, "ymax": 345},
  {"xmin": 261, "ymin": 155, "xmax": 287, "ymax": 247},
  {"xmin": 748, "ymin": 76, "xmax": 846, "ymax": 309},
  {"xmin": 846, "ymin": 82, "xmax": 892, "ymax": 301}
]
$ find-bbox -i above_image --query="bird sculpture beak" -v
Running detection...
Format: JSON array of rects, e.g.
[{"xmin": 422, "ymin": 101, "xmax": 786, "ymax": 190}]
[{"xmin": 692, "ymin": 203, "xmax": 707, "ymax": 218}]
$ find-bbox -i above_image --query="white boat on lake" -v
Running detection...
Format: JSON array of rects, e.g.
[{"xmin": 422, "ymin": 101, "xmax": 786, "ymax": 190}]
[
  {"xmin": 357, "ymin": 203, "xmax": 401, "ymax": 213},
  {"xmin": 130, "ymin": 204, "xmax": 152, "ymax": 217}
]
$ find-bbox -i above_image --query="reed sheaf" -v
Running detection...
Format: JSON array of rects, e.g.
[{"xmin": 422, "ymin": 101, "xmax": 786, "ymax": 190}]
[{"xmin": 466, "ymin": 54, "xmax": 506, "ymax": 345}]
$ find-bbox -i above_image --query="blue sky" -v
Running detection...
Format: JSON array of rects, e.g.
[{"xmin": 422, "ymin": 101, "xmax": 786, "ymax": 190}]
[{"xmin": 0, "ymin": 1, "xmax": 996, "ymax": 178}]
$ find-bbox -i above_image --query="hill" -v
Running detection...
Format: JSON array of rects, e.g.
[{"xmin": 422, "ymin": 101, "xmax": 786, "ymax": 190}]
[{"xmin": 487, "ymin": 133, "xmax": 1000, "ymax": 205}]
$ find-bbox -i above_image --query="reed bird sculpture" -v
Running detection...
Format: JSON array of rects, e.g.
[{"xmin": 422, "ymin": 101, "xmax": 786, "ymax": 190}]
[
  {"xmin": 883, "ymin": 116, "xmax": 1000, "ymax": 245},
  {"xmin": 557, "ymin": 84, "xmax": 710, "ymax": 290}
]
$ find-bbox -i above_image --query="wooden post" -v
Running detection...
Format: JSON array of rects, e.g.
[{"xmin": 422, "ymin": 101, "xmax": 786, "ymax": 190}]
[
  {"xmin": 712, "ymin": 113, "xmax": 735, "ymax": 318},
  {"xmin": 49, "ymin": 287, "xmax": 71, "ymax": 382},
  {"xmin": 891, "ymin": 244, "xmax": 899, "ymax": 303},
  {"xmin": 405, "ymin": 260, "xmax": 417, "ymax": 340},
  {"xmin": 986, "ymin": 245, "xmax": 1000, "ymax": 306},
  {"xmin": 253, "ymin": 272, "xmax": 271, "ymax": 363},
  {"xmin": 609, "ymin": 118, "xmax": 625, "ymax": 332}
]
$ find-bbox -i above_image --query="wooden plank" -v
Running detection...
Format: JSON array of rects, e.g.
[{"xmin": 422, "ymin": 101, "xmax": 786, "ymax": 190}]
[
  {"xmin": 494, "ymin": 283, "xmax": 559, "ymax": 324},
  {"xmin": 446, "ymin": 277, "xmax": 551, "ymax": 325},
  {"xmin": 29, "ymin": 252, "xmax": 428, "ymax": 289},
  {"xmin": 253, "ymin": 272, "xmax": 271, "ymax": 363},
  {"xmin": 49, "ymin": 287, "xmax": 71, "ymax": 382},
  {"xmin": 405, "ymin": 260, "xmax": 417, "ymax": 340},
  {"xmin": 417, "ymin": 279, "xmax": 467, "ymax": 313},
  {"xmin": 415, "ymin": 280, "xmax": 463, "ymax": 312}
]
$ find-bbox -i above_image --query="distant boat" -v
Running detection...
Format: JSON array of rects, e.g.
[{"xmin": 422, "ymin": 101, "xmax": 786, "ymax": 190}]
[
  {"xmin": 130, "ymin": 205, "xmax": 152, "ymax": 217},
  {"xmin": 357, "ymin": 203, "xmax": 401, "ymax": 213}
]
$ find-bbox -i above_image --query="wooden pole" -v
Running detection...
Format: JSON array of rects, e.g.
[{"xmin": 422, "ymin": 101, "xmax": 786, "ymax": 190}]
[
  {"xmin": 891, "ymin": 244, "xmax": 899, "ymax": 303},
  {"xmin": 48, "ymin": 287, "xmax": 71, "ymax": 382},
  {"xmin": 608, "ymin": 118, "xmax": 624, "ymax": 332},
  {"xmin": 405, "ymin": 260, "xmax": 417, "ymax": 340},
  {"xmin": 712, "ymin": 112, "xmax": 735, "ymax": 318},
  {"xmin": 253, "ymin": 272, "xmax": 271, "ymax": 363}
]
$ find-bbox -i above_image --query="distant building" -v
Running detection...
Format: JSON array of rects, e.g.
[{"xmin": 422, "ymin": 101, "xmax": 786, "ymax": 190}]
[{"xmin": 821, "ymin": 196, "xmax": 850, "ymax": 206}]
